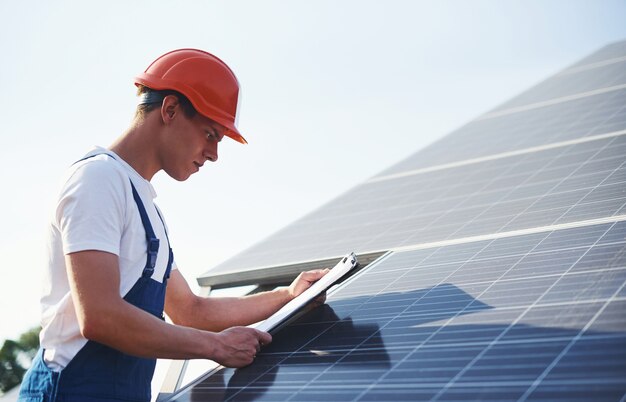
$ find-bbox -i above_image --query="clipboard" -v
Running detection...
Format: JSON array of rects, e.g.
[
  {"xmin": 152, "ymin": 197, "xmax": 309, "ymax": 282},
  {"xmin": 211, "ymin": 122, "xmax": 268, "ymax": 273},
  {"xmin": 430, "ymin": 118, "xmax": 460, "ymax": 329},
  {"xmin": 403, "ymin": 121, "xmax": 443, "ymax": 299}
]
[{"xmin": 252, "ymin": 252, "xmax": 358, "ymax": 333}]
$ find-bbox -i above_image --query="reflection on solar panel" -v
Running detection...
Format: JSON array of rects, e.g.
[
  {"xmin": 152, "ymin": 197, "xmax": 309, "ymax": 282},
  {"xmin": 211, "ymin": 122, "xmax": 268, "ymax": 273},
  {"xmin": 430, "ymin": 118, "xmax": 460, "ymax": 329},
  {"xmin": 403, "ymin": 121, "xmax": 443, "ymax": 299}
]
[
  {"xmin": 167, "ymin": 40, "xmax": 626, "ymax": 401},
  {"xmin": 170, "ymin": 222, "xmax": 626, "ymax": 401}
]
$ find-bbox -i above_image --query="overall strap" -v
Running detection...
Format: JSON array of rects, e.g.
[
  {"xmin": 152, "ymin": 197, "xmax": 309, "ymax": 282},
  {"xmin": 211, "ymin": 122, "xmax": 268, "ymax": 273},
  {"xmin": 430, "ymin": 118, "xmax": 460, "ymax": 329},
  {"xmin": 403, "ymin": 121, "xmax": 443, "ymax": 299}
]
[
  {"xmin": 129, "ymin": 182, "xmax": 160, "ymax": 279},
  {"xmin": 155, "ymin": 208, "xmax": 174, "ymax": 282},
  {"xmin": 74, "ymin": 152, "xmax": 169, "ymax": 280}
]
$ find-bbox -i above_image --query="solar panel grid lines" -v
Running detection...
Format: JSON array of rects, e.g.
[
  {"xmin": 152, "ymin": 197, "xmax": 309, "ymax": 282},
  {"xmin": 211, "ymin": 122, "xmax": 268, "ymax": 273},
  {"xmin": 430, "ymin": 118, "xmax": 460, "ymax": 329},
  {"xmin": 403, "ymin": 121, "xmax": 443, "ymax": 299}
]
[
  {"xmin": 568, "ymin": 41, "xmax": 626, "ymax": 70},
  {"xmin": 358, "ymin": 222, "xmax": 619, "ymax": 401},
  {"xmin": 450, "ymin": 134, "xmax": 622, "ymax": 238},
  {"xmin": 557, "ymin": 55, "xmax": 626, "ymax": 77},
  {"xmin": 168, "ymin": 220, "xmax": 626, "ymax": 401},
  {"xmin": 375, "ymin": 88, "xmax": 626, "ymax": 178},
  {"xmin": 202, "ymin": 130, "xmax": 626, "ymax": 274},
  {"xmin": 367, "ymin": 129, "xmax": 626, "ymax": 184},
  {"xmin": 386, "ymin": 152, "xmax": 588, "ymax": 236},
  {"xmin": 351, "ymin": 244, "xmax": 519, "ymax": 400},
  {"xmin": 393, "ymin": 145, "xmax": 576, "ymax": 246},
  {"xmin": 476, "ymin": 84, "xmax": 626, "ymax": 120},
  {"xmin": 294, "ymin": 238, "xmax": 505, "ymax": 402},
  {"xmin": 391, "ymin": 215, "xmax": 626, "ymax": 258},
  {"xmin": 370, "ymin": 136, "xmax": 626, "ymax": 249},
  {"xmin": 372, "ymin": 231, "xmax": 616, "ymax": 400},
  {"xmin": 487, "ymin": 59, "xmax": 626, "ymax": 115},
  {"xmin": 208, "ymin": 94, "xmax": 624, "ymax": 272},
  {"xmin": 517, "ymin": 281, "xmax": 626, "ymax": 401},
  {"xmin": 427, "ymin": 221, "xmax": 617, "ymax": 401}
]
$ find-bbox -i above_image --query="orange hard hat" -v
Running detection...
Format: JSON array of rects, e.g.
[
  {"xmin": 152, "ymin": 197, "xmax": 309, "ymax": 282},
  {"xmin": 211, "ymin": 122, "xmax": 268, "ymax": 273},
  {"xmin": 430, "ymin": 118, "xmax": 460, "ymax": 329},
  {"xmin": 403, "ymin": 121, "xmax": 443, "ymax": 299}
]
[{"xmin": 135, "ymin": 48, "xmax": 247, "ymax": 144}]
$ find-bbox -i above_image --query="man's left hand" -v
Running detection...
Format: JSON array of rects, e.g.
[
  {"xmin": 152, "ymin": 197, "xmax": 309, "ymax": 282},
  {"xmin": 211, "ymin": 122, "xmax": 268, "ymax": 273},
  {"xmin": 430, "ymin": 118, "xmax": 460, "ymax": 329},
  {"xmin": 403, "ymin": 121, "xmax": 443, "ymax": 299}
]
[{"xmin": 287, "ymin": 268, "xmax": 330, "ymax": 300}]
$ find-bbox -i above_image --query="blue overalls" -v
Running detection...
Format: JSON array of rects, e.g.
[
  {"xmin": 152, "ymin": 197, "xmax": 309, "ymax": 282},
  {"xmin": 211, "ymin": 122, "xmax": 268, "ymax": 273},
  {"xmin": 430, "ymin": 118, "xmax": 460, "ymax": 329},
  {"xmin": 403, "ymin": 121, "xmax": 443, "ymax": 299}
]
[{"xmin": 18, "ymin": 165, "xmax": 174, "ymax": 402}]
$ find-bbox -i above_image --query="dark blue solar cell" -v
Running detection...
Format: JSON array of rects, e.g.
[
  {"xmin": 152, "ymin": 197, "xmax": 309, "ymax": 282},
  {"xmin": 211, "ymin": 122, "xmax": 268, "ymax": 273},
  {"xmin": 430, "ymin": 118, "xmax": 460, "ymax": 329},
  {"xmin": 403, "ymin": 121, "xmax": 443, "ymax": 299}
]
[{"xmin": 167, "ymin": 224, "xmax": 626, "ymax": 401}]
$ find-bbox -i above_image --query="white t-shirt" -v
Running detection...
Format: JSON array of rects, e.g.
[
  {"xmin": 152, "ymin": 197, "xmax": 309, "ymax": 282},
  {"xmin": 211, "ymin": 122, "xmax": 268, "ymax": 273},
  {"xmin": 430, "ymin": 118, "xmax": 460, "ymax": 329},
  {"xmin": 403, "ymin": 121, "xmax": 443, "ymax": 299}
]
[{"xmin": 40, "ymin": 147, "xmax": 177, "ymax": 370}]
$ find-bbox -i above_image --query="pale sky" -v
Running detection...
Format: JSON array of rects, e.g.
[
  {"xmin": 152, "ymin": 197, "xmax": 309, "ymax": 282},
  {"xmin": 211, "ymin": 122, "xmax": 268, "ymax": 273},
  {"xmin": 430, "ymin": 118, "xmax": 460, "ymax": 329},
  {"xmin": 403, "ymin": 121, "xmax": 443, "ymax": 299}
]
[{"xmin": 1, "ymin": 0, "xmax": 625, "ymax": 344}]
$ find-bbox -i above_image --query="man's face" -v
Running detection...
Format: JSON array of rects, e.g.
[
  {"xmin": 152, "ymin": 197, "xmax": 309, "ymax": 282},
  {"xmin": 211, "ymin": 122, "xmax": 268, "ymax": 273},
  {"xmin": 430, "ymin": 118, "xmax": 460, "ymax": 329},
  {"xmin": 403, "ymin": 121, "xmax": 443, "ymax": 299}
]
[{"xmin": 162, "ymin": 110, "xmax": 226, "ymax": 181}]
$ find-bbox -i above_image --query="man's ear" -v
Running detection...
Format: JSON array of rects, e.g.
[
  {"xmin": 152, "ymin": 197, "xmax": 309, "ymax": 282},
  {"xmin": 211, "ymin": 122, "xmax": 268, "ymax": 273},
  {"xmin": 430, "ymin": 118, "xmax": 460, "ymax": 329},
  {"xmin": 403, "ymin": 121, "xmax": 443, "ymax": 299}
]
[{"xmin": 161, "ymin": 95, "xmax": 179, "ymax": 123}]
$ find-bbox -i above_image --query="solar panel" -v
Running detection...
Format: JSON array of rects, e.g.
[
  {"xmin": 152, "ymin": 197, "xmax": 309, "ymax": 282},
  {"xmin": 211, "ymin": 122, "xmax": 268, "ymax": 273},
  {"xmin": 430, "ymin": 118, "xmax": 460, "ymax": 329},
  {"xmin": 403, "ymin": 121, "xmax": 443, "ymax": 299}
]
[
  {"xmin": 571, "ymin": 40, "xmax": 626, "ymax": 68},
  {"xmin": 167, "ymin": 221, "xmax": 626, "ymax": 401},
  {"xmin": 164, "ymin": 40, "xmax": 626, "ymax": 401},
  {"xmin": 200, "ymin": 132, "xmax": 626, "ymax": 286},
  {"xmin": 199, "ymin": 41, "xmax": 626, "ymax": 284},
  {"xmin": 379, "ymin": 89, "xmax": 626, "ymax": 176},
  {"xmin": 489, "ymin": 60, "xmax": 626, "ymax": 113}
]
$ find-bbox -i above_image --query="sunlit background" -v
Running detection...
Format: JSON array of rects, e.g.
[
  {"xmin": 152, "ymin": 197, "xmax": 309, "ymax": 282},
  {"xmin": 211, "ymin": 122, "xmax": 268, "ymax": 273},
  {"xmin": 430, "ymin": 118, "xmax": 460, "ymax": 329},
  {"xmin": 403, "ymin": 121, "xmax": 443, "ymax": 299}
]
[{"xmin": 1, "ymin": 0, "xmax": 625, "ymax": 349}]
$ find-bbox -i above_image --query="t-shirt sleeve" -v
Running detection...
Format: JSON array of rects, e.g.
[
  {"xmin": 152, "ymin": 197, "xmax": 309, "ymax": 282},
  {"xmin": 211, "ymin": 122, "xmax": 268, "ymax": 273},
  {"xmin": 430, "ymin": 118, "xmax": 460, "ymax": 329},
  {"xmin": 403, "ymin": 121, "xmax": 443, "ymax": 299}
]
[{"xmin": 56, "ymin": 161, "xmax": 128, "ymax": 256}]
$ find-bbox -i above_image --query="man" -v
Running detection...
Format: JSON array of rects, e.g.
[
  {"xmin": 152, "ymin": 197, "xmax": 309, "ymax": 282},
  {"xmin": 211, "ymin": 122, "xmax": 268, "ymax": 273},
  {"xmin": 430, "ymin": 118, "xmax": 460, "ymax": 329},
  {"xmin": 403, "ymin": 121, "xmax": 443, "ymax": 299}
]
[{"xmin": 18, "ymin": 49, "xmax": 328, "ymax": 402}]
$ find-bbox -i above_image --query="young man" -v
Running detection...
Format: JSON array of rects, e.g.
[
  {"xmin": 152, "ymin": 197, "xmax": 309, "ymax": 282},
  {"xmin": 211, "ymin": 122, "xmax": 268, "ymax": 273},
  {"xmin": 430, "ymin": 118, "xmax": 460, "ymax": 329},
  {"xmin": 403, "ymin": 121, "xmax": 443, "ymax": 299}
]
[{"xmin": 18, "ymin": 49, "xmax": 328, "ymax": 402}]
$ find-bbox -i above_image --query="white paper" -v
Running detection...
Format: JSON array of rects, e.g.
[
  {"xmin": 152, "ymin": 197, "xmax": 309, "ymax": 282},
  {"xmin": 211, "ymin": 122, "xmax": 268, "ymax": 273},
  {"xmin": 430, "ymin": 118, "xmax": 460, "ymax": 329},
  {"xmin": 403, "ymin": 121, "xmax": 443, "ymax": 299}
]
[{"xmin": 252, "ymin": 252, "xmax": 357, "ymax": 333}]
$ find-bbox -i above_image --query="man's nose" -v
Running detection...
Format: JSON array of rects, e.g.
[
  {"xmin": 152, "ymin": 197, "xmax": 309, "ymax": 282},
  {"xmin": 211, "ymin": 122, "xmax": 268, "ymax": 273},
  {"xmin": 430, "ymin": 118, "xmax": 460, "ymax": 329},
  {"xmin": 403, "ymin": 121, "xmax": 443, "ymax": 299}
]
[{"xmin": 204, "ymin": 143, "xmax": 218, "ymax": 162}]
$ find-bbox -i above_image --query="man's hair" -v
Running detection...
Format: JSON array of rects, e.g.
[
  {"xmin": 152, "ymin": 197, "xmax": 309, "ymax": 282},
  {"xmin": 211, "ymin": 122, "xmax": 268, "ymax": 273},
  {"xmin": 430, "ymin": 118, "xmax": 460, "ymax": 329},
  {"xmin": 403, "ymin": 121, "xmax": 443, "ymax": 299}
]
[{"xmin": 135, "ymin": 85, "xmax": 198, "ymax": 120}]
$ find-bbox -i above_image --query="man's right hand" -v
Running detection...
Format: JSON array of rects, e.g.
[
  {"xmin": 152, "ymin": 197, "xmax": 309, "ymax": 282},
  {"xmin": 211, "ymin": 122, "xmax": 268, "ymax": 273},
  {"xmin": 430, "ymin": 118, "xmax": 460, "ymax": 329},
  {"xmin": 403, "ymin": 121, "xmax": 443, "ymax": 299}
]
[{"xmin": 210, "ymin": 327, "xmax": 272, "ymax": 368}]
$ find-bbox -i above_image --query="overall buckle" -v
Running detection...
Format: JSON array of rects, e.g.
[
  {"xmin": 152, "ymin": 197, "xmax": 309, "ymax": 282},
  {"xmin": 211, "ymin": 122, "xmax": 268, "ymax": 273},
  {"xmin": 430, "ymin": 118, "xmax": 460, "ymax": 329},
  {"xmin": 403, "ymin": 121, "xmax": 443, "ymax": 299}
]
[{"xmin": 143, "ymin": 238, "xmax": 160, "ymax": 277}]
